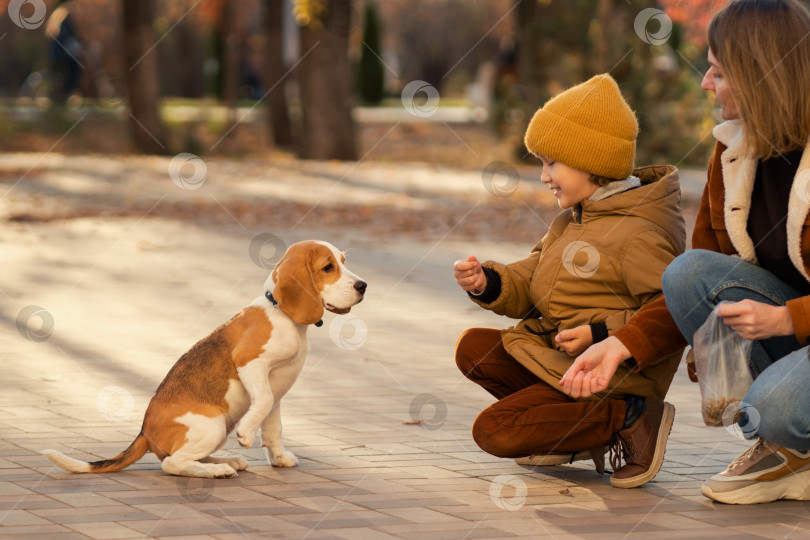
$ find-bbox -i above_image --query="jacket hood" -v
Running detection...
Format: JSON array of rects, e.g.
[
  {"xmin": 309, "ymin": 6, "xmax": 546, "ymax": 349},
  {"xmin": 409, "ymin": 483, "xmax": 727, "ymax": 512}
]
[{"xmin": 578, "ymin": 165, "xmax": 685, "ymax": 249}]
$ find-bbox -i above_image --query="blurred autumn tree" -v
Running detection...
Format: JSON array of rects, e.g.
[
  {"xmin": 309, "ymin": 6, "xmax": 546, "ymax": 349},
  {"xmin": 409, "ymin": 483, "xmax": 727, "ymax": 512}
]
[
  {"xmin": 378, "ymin": 0, "xmax": 513, "ymax": 94},
  {"xmin": 357, "ymin": 1, "xmax": 384, "ymax": 104},
  {"xmin": 123, "ymin": 0, "xmax": 168, "ymax": 153},
  {"xmin": 294, "ymin": 0, "xmax": 357, "ymax": 160},
  {"xmin": 265, "ymin": 0, "xmax": 293, "ymax": 148},
  {"xmin": 511, "ymin": 0, "xmax": 720, "ymax": 166},
  {"xmin": 0, "ymin": 0, "xmax": 750, "ymax": 164},
  {"xmin": 220, "ymin": 1, "xmax": 240, "ymax": 122},
  {"xmin": 659, "ymin": 0, "xmax": 730, "ymax": 46}
]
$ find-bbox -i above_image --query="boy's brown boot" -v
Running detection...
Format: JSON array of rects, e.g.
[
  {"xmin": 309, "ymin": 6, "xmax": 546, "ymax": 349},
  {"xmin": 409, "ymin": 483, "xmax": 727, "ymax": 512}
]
[{"xmin": 609, "ymin": 399, "xmax": 675, "ymax": 488}]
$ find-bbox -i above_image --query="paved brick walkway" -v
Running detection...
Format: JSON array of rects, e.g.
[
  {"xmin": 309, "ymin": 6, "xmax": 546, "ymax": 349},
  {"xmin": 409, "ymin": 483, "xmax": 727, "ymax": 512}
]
[{"xmin": 0, "ymin": 156, "xmax": 808, "ymax": 538}]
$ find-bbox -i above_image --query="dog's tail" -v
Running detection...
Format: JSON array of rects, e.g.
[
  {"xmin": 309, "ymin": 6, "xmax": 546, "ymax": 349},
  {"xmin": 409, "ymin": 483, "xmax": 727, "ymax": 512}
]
[{"xmin": 43, "ymin": 433, "xmax": 148, "ymax": 473}]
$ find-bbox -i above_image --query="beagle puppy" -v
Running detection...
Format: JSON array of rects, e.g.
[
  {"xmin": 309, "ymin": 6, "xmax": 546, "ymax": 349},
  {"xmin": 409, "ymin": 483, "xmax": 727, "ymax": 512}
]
[{"xmin": 43, "ymin": 240, "xmax": 366, "ymax": 478}]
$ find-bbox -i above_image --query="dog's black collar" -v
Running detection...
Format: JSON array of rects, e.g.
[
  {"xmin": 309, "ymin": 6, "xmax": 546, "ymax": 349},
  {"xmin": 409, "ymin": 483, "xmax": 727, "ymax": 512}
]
[
  {"xmin": 265, "ymin": 291, "xmax": 323, "ymax": 327},
  {"xmin": 265, "ymin": 290, "xmax": 277, "ymax": 306}
]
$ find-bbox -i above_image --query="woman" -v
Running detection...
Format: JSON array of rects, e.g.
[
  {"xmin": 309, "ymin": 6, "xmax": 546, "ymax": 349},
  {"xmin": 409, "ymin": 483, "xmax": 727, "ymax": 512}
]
[{"xmin": 560, "ymin": 0, "xmax": 810, "ymax": 504}]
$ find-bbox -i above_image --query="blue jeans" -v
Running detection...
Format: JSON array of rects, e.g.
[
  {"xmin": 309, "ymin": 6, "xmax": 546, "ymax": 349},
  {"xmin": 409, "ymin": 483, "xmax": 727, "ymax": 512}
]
[{"xmin": 663, "ymin": 249, "xmax": 810, "ymax": 450}]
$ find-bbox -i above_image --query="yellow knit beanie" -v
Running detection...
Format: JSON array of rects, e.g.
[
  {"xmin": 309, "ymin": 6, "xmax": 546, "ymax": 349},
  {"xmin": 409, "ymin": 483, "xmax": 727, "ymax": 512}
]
[{"xmin": 524, "ymin": 74, "xmax": 639, "ymax": 179}]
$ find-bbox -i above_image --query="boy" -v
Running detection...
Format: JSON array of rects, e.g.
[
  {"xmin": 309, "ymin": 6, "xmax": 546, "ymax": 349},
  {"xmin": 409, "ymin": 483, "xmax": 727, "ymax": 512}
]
[{"xmin": 453, "ymin": 74, "xmax": 686, "ymax": 488}]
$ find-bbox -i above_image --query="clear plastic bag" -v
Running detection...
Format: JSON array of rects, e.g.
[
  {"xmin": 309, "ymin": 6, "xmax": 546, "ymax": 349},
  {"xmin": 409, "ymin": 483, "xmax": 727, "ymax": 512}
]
[{"xmin": 693, "ymin": 302, "xmax": 753, "ymax": 427}]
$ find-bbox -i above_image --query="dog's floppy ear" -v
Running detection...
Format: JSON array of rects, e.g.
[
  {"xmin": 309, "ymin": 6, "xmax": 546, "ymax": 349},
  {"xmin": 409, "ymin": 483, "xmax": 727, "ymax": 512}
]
[{"xmin": 272, "ymin": 246, "xmax": 324, "ymax": 326}]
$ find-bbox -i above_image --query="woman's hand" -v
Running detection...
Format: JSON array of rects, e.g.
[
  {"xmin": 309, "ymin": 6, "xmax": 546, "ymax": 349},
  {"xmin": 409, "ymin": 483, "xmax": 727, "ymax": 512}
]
[
  {"xmin": 555, "ymin": 325, "xmax": 593, "ymax": 357},
  {"xmin": 453, "ymin": 255, "xmax": 487, "ymax": 294},
  {"xmin": 716, "ymin": 300, "xmax": 794, "ymax": 340},
  {"xmin": 559, "ymin": 336, "xmax": 631, "ymax": 398}
]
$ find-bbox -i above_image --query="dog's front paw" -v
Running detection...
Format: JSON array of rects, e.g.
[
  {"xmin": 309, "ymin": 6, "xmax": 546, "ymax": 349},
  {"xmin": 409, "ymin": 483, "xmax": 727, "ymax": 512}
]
[
  {"xmin": 270, "ymin": 450, "xmax": 298, "ymax": 468},
  {"xmin": 236, "ymin": 427, "xmax": 256, "ymax": 448},
  {"xmin": 216, "ymin": 456, "xmax": 249, "ymax": 471},
  {"xmin": 212, "ymin": 463, "xmax": 239, "ymax": 478},
  {"xmin": 230, "ymin": 457, "xmax": 249, "ymax": 471}
]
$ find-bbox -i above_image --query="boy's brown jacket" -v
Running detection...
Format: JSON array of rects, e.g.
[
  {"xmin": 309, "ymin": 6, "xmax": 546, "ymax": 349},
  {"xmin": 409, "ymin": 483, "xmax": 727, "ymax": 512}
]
[{"xmin": 472, "ymin": 165, "xmax": 686, "ymax": 401}]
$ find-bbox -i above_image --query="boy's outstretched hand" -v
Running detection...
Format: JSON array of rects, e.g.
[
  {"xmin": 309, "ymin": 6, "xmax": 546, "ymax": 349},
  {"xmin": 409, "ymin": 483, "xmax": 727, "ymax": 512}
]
[
  {"xmin": 559, "ymin": 336, "xmax": 631, "ymax": 398},
  {"xmin": 555, "ymin": 325, "xmax": 593, "ymax": 357},
  {"xmin": 453, "ymin": 255, "xmax": 487, "ymax": 294}
]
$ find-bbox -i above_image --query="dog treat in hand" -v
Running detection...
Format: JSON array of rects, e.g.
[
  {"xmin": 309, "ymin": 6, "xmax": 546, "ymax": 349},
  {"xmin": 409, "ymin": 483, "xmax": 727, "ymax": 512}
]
[{"xmin": 702, "ymin": 397, "xmax": 741, "ymax": 426}]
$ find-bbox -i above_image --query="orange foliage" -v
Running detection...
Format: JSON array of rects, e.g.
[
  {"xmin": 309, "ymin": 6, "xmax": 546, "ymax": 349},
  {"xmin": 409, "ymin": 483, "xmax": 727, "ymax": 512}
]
[
  {"xmin": 197, "ymin": 0, "xmax": 224, "ymax": 28},
  {"xmin": 659, "ymin": 0, "xmax": 730, "ymax": 46}
]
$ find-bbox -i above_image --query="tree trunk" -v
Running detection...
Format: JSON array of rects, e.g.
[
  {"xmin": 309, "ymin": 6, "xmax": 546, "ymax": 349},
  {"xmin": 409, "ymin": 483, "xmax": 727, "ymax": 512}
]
[
  {"xmin": 591, "ymin": 0, "xmax": 613, "ymax": 75},
  {"xmin": 357, "ymin": 1, "xmax": 385, "ymax": 104},
  {"xmin": 515, "ymin": 0, "xmax": 541, "ymax": 111},
  {"xmin": 221, "ymin": 0, "xmax": 239, "ymax": 126},
  {"xmin": 122, "ymin": 0, "xmax": 167, "ymax": 154},
  {"xmin": 265, "ymin": 0, "xmax": 293, "ymax": 148},
  {"xmin": 297, "ymin": 0, "xmax": 357, "ymax": 160},
  {"xmin": 514, "ymin": 0, "xmax": 541, "ymax": 160}
]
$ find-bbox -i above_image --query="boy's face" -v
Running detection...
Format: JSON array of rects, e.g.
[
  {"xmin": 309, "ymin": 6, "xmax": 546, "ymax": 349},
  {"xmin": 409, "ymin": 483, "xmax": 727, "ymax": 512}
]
[{"xmin": 539, "ymin": 157, "xmax": 599, "ymax": 209}]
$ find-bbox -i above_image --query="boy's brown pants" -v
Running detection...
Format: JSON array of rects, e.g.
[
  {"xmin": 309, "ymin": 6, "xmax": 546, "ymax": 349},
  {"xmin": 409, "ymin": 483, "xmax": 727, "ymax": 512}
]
[{"xmin": 456, "ymin": 328, "xmax": 627, "ymax": 458}]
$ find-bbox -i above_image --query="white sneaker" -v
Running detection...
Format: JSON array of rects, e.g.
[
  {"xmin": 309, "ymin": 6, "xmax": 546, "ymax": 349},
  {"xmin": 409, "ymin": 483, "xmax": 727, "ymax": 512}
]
[{"xmin": 702, "ymin": 439, "xmax": 810, "ymax": 504}]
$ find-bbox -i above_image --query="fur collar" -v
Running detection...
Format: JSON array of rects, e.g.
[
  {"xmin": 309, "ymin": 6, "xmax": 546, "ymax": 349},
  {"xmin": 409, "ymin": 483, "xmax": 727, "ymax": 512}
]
[
  {"xmin": 588, "ymin": 176, "xmax": 641, "ymax": 202},
  {"xmin": 712, "ymin": 120, "xmax": 810, "ymax": 282}
]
